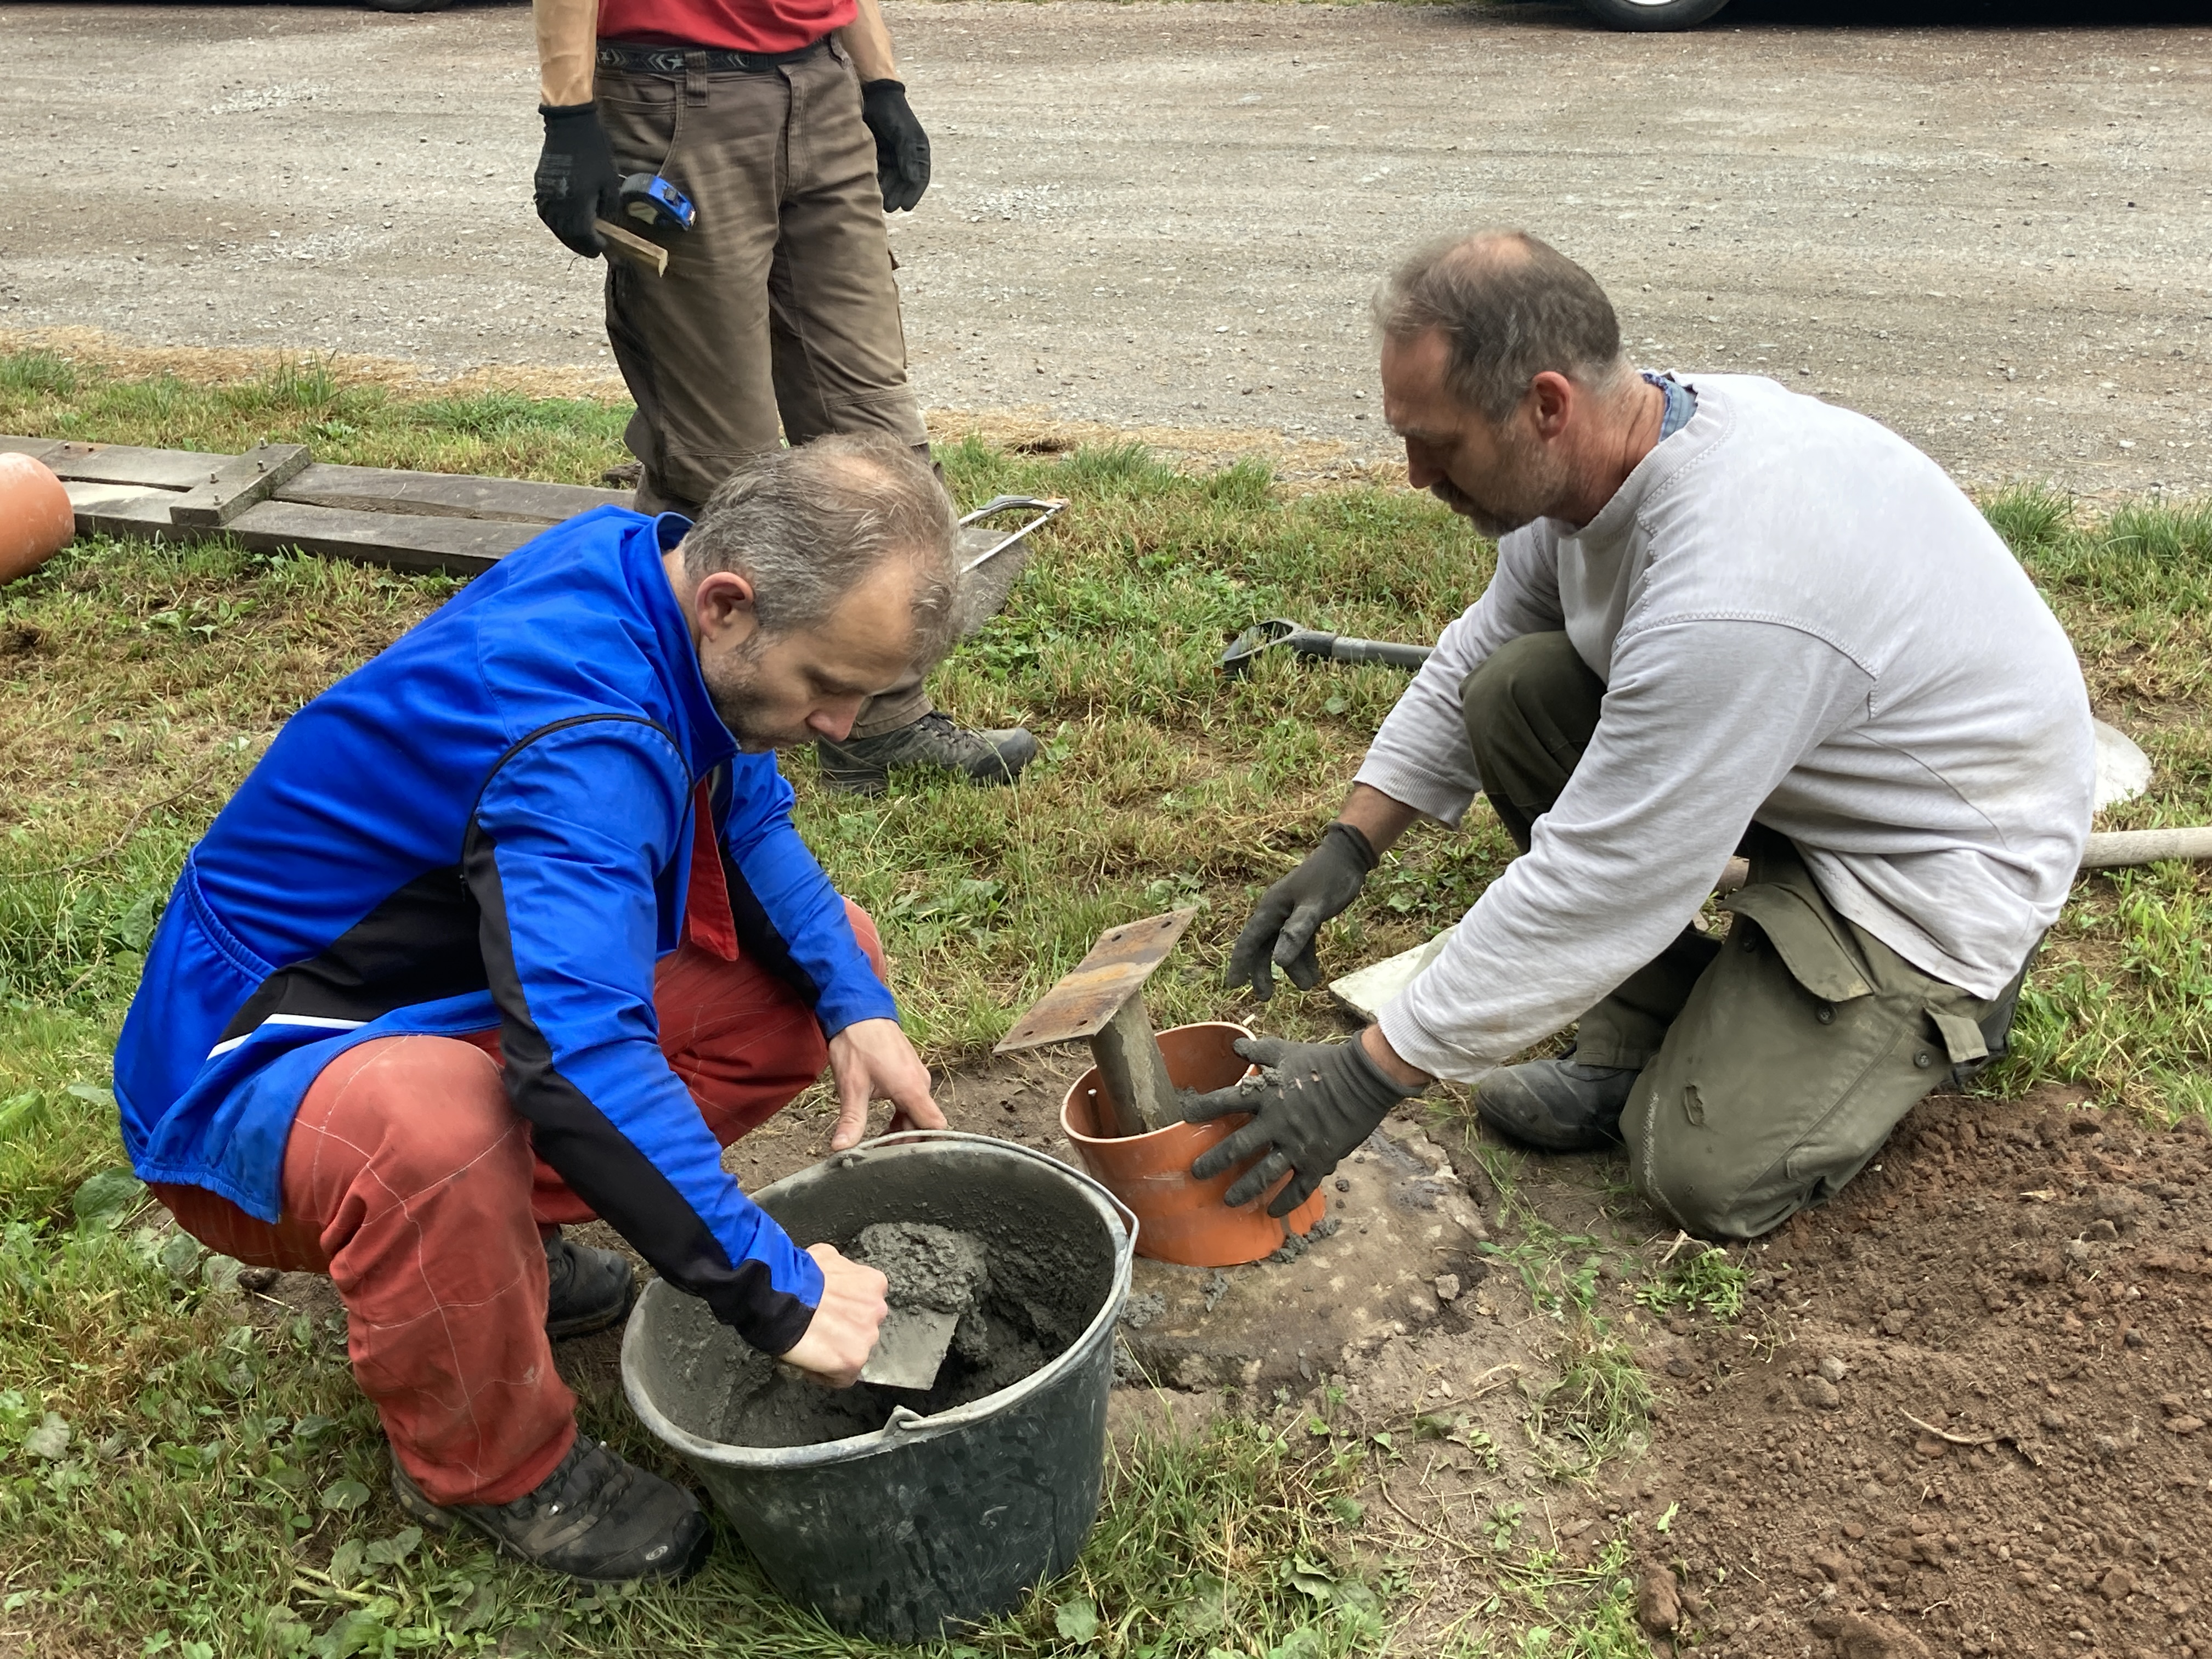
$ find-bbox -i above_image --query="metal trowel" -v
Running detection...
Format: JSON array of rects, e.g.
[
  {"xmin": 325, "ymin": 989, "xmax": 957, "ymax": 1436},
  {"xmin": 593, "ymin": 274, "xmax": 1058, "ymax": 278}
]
[
  {"xmin": 853, "ymin": 1222, "xmax": 991, "ymax": 1392},
  {"xmin": 861, "ymin": 1305, "xmax": 964, "ymax": 1391}
]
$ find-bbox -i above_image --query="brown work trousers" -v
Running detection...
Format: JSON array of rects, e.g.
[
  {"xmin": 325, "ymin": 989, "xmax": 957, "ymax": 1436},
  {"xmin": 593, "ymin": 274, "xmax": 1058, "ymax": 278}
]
[{"xmin": 597, "ymin": 45, "xmax": 932, "ymax": 737}]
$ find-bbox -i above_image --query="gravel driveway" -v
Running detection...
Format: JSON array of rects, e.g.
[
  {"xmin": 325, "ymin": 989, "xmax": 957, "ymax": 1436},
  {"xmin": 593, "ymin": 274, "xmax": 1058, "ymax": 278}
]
[{"xmin": 2, "ymin": 0, "xmax": 2207, "ymax": 495}]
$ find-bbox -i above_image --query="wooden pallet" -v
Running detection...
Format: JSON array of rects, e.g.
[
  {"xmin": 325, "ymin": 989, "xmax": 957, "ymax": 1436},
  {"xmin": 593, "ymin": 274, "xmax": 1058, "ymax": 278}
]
[{"xmin": 3, "ymin": 435, "xmax": 635, "ymax": 576}]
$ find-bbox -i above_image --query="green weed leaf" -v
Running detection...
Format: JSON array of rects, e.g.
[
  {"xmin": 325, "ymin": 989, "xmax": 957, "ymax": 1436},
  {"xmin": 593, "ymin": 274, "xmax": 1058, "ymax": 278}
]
[
  {"xmin": 72, "ymin": 1169, "xmax": 146, "ymax": 1233},
  {"xmin": 23, "ymin": 1412, "xmax": 72, "ymax": 1460},
  {"xmin": 1052, "ymin": 1597, "xmax": 1100, "ymax": 1642},
  {"xmin": 362, "ymin": 1527, "xmax": 420, "ymax": 1568},
  {"xmin": 310, "ymin": 1607, "xmax": 388, "ymax": 1659},
  {"xmin": 328, "ymin": 1540, "xmax": 363, "ymax": 1587},
  {"xmin": 0, "ymin": 1092, "xmax": 42, "ymax": 1135},
  {"xmin": 158, "ymin": 1233, "xmax": 204, "ymax": 1280},
  {"xmin": 1175, "ymin": 1574, "xmax": 1228, "ymax": 1634},
  {"xmin": 318, "ymin": 1479, "xmax": 370, "ymax": 1514}
]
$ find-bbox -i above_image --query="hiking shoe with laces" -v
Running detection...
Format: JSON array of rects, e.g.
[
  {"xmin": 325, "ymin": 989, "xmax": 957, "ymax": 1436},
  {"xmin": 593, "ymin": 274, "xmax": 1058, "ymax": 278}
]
[
  {"xmin": 815, "ymin": 711, "xmax": 1039, "ymax": 796},
  {"xmin": 1474, "ymin": 1051, "xmax": 1640, "ymax": 1152},
  {"xmin": 392, "ymin": 1436, "xmax": 711, "ymax": 1583},
  {"xmin": 543, "ymin": 1229, "xmax": 636, "ymax": 1340}
]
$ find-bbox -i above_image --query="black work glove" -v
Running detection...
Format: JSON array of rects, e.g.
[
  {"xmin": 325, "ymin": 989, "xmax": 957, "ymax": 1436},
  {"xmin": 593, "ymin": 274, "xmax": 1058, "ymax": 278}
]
[
  {"xmin": 1225, "ymin": 822, "xmax": 1376, "ymax": 1002},
  {"xmin": 859, "ymin": 79, "xmax": 931, "ymax": 213},
  {"xmin": 1185, "ymin": 1035, "xmax": 1425, "ymax": 1217},
  {"xmin": 534, "ymin": 103, "xmax": 623, "ymax": 257}
]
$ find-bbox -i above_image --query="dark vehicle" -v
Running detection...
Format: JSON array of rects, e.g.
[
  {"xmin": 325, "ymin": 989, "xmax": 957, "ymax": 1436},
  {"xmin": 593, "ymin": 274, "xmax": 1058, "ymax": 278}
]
[{"xmin": 1576, "ymin": 0, "xmax": 1734, "ymax": 26}]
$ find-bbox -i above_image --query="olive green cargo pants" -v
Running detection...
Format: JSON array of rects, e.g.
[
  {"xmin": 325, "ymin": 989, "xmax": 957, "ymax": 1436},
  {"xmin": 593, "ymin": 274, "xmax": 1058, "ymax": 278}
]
[{"xmin": 1462, "ymin": 633, "xmax": 2027, "ymax": 1239}]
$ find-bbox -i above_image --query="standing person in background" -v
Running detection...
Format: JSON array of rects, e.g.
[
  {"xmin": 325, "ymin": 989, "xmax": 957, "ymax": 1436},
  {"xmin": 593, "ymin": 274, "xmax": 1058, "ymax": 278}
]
[{"xmin": 527, "ymin": 0, "xmax": 1038, "ymax": 795}]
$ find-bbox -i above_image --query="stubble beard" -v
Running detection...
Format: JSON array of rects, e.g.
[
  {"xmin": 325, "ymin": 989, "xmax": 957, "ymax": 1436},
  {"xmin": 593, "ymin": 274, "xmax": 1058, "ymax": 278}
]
[
  {"xmin": 1430, "ymin": 426, "xmax": 1570, "ymax": 540},
  {"xmin": 699, "ymin": 642, "xmax": 803, "ymax": 754}
]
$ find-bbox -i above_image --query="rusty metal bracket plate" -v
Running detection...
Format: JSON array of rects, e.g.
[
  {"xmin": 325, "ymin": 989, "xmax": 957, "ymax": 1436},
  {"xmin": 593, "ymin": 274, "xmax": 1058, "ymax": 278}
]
[{"xmin": 995, "ymin": 907, "xmax": 1199, "ymax": 1054}]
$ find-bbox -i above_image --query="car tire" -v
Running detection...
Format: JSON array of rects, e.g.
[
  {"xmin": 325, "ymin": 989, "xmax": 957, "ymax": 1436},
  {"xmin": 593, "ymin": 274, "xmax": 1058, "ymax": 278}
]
[{"xmin": 1575, "ymin": 0, "xmax": 1733, "ymax": 30}]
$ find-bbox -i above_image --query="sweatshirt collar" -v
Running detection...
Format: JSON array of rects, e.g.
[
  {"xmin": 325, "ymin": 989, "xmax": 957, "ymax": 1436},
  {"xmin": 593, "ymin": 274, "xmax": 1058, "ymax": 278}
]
[
  {"xmin": 624, "ymin": 511, "xmax": 737, "ymax": 776},
  {"xmin": 1561, "ymin": 374, "xmax": 1725, "ymax": 549}
]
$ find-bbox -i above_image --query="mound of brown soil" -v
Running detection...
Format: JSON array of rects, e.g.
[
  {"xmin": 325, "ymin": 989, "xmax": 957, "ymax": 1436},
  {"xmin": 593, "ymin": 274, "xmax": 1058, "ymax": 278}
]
[{"xmin": 1639, "ymin": 1086, "xmax": 2212, "ymax": 1659}]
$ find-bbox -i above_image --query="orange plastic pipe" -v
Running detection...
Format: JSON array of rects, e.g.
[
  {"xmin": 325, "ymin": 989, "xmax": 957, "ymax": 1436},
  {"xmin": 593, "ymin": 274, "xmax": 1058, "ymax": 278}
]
[
  {"xmin": 0, "ymin": 454, "xmax": 74, "ymax": 585},
  {"xmin": 1060, "ymin": 1022, "xmax": 1327, "ymax": 1268}
]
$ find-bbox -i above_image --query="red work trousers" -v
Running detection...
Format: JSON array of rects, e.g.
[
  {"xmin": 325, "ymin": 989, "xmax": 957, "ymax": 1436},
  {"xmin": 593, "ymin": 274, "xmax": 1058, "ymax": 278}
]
[{"xmin": 153, "ymin": 905, "xmax": 884, "ymax": 1508}]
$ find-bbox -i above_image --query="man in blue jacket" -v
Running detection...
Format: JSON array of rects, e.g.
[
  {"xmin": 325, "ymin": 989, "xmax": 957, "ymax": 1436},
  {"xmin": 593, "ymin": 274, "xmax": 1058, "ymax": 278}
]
[{"xmin": 114, "ymin": 434, "xmax": 955, "ymax": 1582}]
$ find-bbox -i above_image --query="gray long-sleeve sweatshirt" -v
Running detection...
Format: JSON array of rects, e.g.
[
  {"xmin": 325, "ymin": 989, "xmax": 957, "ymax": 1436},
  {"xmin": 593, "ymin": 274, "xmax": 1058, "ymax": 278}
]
[{"xmin": 1359, "ymin": 374, "xmax": 2095, "ymax": 1084}]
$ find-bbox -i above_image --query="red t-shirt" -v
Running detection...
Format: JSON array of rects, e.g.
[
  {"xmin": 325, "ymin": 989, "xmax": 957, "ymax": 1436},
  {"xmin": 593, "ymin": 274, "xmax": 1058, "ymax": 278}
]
[{"xmin": 598, "ymin": 0, "xmax": 856, "ymax": 54}]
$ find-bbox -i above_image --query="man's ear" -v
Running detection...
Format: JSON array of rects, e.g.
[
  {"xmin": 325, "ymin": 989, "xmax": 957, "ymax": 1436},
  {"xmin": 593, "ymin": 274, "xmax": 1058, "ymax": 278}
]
[
  {"xmin": 693, "ymin": 571, "xmax": 761, "ymax": 645},
  {"xmin": 1527, "ymin": 370, "xmax": 1576, "ymax": 441}
]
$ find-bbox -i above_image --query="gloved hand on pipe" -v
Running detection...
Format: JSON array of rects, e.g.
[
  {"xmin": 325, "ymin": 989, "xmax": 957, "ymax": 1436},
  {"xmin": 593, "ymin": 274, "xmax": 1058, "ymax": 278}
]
[
  {"xmin": 1224, "ymin": 821, "xmax": 1376, "ymax": 1001},
  {"xmin": 860, "ymin": 80, "xmax": 932, "ymax": 212},
  {"xmin": 534, "ymin": 103, "xmax": 623, "ymax": 256},
  {"xmin": 1184, "ymin": 1034, "xmax": 1426, "ymax": 1217}
]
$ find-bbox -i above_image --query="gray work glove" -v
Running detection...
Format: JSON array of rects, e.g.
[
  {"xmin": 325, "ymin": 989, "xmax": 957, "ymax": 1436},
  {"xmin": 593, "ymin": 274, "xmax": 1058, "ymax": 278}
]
[
  {"xmin": 1184, "ymin": 1034, "xmax": 1425, "ymax": 1217},
  {"xmin": 1224, "ymin": 822, "xmax": 1376, "ymax": 1001}
]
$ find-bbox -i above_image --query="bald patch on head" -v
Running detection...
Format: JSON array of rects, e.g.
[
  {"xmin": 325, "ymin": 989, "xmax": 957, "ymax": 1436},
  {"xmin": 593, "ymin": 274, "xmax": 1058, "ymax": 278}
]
[{"xmin": 1371, "ymin": 229, "xmax": 1627, "ymax": 422}]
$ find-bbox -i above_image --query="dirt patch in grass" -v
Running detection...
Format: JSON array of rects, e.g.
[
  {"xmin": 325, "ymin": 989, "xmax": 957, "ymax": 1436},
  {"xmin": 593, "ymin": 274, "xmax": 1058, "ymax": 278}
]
[{"xmin": 1617, "ymin": 1086, "xmax": 2212, "ymax": 1658}]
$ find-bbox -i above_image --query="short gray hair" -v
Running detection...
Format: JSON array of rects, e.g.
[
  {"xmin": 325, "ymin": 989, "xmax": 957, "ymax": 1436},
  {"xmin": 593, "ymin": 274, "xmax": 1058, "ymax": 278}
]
[
  {"xmin": 683, "ymin": 434, "xmax": 959, "ymax": 668},
  {"xmin": 1373, "ymin": 231, "xmax": 1629, "ymax": 422}
]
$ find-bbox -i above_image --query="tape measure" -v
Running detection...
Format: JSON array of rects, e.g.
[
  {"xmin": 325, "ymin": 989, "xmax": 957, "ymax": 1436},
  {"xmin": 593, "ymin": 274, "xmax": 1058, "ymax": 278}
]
[{"xmin": 619, "ymin": 173, "xmax": 697, "ymax": 234}]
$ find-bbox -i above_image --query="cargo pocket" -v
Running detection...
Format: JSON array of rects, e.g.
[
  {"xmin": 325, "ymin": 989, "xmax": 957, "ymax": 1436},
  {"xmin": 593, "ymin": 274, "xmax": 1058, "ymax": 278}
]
[{"xmin": 1718, "ymin": 882, "xmax": 1874, "ymax": 1006}]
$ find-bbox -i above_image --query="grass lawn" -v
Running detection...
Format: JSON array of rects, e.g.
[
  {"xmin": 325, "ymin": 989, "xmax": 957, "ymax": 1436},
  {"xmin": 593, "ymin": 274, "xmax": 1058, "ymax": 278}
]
[{"xmin": 2, "ymin": 349, "xmax": 2208, "ymax": 1657}]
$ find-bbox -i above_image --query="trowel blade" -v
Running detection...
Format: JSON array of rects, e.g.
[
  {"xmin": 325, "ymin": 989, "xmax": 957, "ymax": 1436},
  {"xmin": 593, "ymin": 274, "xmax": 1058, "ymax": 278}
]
[{"xmin": 859, "ymin": 1305, "xmax": 961, "ymax": 1391}]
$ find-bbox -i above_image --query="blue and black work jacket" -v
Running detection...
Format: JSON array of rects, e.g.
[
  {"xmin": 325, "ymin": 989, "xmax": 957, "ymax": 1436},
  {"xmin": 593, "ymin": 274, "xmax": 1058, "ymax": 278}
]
[{"xmin": 113, "ymin": 507, "xmax": 895, "ymax": 1351}]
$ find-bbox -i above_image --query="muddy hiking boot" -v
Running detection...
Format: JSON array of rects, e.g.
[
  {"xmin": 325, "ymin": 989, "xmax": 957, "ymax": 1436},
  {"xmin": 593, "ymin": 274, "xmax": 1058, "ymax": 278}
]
[
  {"xmin": 392, "ymin": 1436, "xmax": 711, "ymax": 1584},
  {"xmin": 815, "ymin": 711, "xmax": 1039, "ymax": 796},
  {"xmin": 543, "ymin": 1229, "xmax": 635, "ymax": 1340},
  {"xmin": 1475, "ymin": 1049, "xmax": 1640, "ymax": 1152}
]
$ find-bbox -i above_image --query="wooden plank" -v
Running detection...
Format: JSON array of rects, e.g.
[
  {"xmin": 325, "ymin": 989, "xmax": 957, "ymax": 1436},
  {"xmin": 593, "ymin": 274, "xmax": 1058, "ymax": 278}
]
[
  {"xmin": 65, "ymin": 482, "xmax": 538, "ymax": 574},
  {"xmin": 223, "ymin": 500, "xmax": 538, "ymax": 575},
  {"xmin": 595, "ymin": 219, "xmax": 668, "ymax": 276},
  {"xmin": 279, "ymin": 463, "xmax": 631, "ymax": 524},
  {"xmin": 9, "ymin": 438, "xmax": 215, "ymax": 491},
  {"xmin": 1, "ymin": 436, "xmax": 66, "ymax": 465},
  {"xmin": 66, "ymin": 480, "xmax": 193, "ymax": 541},
  {"xmin": 2081, "ymin": 827, "xmax": 2212, "ymax": 868},
  {"xmin": 168, "ymin": 442, "xmax": 313, "ymax": 529}
]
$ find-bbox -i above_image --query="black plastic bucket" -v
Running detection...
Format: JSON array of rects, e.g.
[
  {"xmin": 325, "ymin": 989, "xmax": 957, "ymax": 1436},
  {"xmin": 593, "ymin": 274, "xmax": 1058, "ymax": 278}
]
[{"xmin": 620, "ymin": 1132, "xmax": 1136, "ymax": 1642}]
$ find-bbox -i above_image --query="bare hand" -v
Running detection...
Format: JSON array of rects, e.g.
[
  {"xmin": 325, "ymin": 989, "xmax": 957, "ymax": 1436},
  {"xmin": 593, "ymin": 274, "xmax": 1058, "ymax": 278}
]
[
  {"xmin": 826, "ymin": 1017, "xmax": 944, "ymax": 1151},
  {"xmin": 777, "ymin": 1244, "xmax": 889, "ymax": 1387}
]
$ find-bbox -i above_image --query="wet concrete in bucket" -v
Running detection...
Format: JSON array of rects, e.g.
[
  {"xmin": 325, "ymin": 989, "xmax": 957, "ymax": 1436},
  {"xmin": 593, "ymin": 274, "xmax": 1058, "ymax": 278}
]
[
  {"xmin": 857, "ymin": 1222, "xmax": 989, "ymax": 1314},
  {"xmin": 705, "ymin": 1221, "xmax": 1091, "ymax": 1449}
]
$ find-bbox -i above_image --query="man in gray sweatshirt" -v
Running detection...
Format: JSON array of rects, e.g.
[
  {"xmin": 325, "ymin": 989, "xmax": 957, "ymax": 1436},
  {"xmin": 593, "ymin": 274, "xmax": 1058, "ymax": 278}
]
[{"xmin": 1186, "ymin": 230, "xmax": 2093, "ymax": 1240}]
